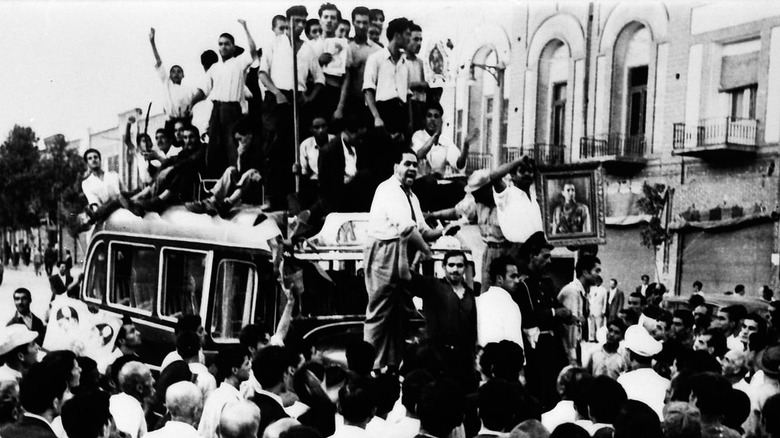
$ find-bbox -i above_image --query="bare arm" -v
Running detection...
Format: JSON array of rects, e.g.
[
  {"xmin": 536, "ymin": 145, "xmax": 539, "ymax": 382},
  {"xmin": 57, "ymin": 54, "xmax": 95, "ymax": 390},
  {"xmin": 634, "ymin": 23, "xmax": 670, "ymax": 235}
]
[
  {"xmin": 123, "ymin": 118, "xmax": 135, "ymax": 152},
  {"xmin": 427, "ymin": 207, "xmax": 459, "ymax": 221},
  {"xmin": 334, "ymin": 69, "xmax": 350, "ymax": 120},
  {"xmin": 457, "ymin": 128, "xmax": 479, "ymax": 170},
  {"xmin": 274, "ymin": 274, "xmax": 296, "ymax": 343},
  {"xmin": 259, "ymin": 71, "xmax": 289, "ymax": 104},
  {"xmin": 364, "ymin": 89, "xmax": 384, "ymax": 128},
  {"xmin": 237, "ymin": 19, "xmax": 258, "ymax": 62},
  {"xmin": 491, "ymin": 156, "xmax": 526, "ymax": 193},
  {"xmin": 149, "ymin": 28, "xmax": 162, "ymax": 68},
  {"xmin": 415, "ymin": 127, "xmax": 440, "ymax": 160}
]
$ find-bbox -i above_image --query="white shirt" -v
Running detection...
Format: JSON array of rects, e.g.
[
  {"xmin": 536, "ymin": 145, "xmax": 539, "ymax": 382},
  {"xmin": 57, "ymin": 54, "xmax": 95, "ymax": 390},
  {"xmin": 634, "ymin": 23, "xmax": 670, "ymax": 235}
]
[
  {"xmin": 198, "ymin": 382, "xmax": 241, "ymax": 438},
  {"xmin": 411, "ymin": 130, "xmax": 464, "ymax": 177},
  {"xmin": 189, "ymin": 362, "xmax": 217, "ymax": 399},
  {"xmin": 367, "ymin": 176, "xmax": 429, "ymax": 240},
  {"xmin": 311, "ymin": 38, "xmax": 353, "ymax": 77},
  {"xmin": 617, "ymin": 368, "xmax": 670, "ymax": 420},
  {"xmin": 541, "ymin": 400, "xmax": 577, "ymax": 433},
  {"xmin": 0, "ymin": 364, "xmax": 22, "ymax": 382},
  {"xmin": 393, "ymin": 417, "xmax": 420, "ymax": 438},
  {"xmin": 589, "ymin": 285, "xmax": 608, "ymax": 317},
  {"xmin": 156, "ymin": 64, "xmax": 200, "ymax": 119},
  {"xmin": 300, "ymin": 135, "xmax": 335, "ymax": 179},
  {"xmin": 146, "ymin": 420, "xmax": 201, "ymax": 438},
  {"xmin": 342, "ymin": 137, "xmax": 358, "ymax": 184},
  {"xmin": 493, "ymin": 184, "xmax": 544, "ymax": 243},
  {"xmin": 82, "ymin": 171, "xmax": 122, "ymax": 207},
  {"xmin": 206, "ymin": 51, "xmax": 253, "ymax": 102},
  {"xmin": 728, "ymin": 334, "xmax": 744, "ymax": 352},
  {"xmin": 476, "ymin": 286, "xmax": 524, "ymax": 350},
  {"xmin": 363, "ymin": 47, "xmax": 410, "ymax": 103},
  {"xmin": 109, "ymin": 392, "xmax": 147, "ymax": 438},
  {"xmin": 261, "ymin": 35, "xmax": 324, "ymax": 93},
  {"xmin": 160, "ymin": 350, "xmax": 206, "ymax": 372}
]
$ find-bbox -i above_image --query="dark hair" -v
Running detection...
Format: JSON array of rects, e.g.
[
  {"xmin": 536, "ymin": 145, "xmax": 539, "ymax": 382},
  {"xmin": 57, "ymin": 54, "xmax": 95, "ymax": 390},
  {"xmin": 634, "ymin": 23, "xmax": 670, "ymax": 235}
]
[
  {"xmin": 719, "ymin": 305, "xmax": 746, "ymax": 326},
  {"xmin": 272, "ymin": 15, "xmax": 286, "ymax": 27},
  {"xmin": 401, "ymin": 369, "xmax": 434, "ymax": 413},
  {"xmin": 657, "ymin": 310, "xmax": 673, "ymax": 329},
  {"xmin": 628, "ymin": 292, "xmax": 646, "ymax": 305},
  {"xmin": 41, "ymin": 350, "xmax": 78, "ymax": 389},
  {"xmin": 154, "ymin": 360, "xmax": 192, "ymax": 411},
  {"xmin": 323, "ymin": 365, "xmax": 349, "ymax": 389},
  {"xmin": 280, "ymin": 425, "xmax": 324, "ymax": 438},
  {"xmin": 339, "ymin": 18, "xmax": 351, "ymax": 27},
  {"xmin": 232, "ymin": 117, "xmax": 254, "ymax": 137},
  {"xmin": 155, "ymin": 128, "xmax": 168, "ymax": 137},
  {"xmin": 346, "ymin": 341, "xmax": 376, "ymax": 377},
  {"xmin": 181, "ymin": 124, "xmax": 200, "ymax": 139},
  {"xmin": 286, "ymin": 5, "xmax": 308, "ymax": 19},
  {"xmin": 478, "ymin": 379, "xmax": 519, "ymax": 432},
  {"xmin": 607, "ymin": 318, "xmax": 628, "ymax": 336},
  {"xmin": 701, "ymin": 328, "xmax": 728, "ymax": 358},
  {"xmin": 351, "ymin": 6, "xmax": 369, "ymax": 21},
  {"xmin": 385, "ymin": 17, "xmax": 411, "ymax": 41},
  {"xmin": 744, "ymin": 312, "xmax": 768, "ymax": 336},
  {"xmin": 342, "ymin": 112, "xmax": 369, "ymax": 134},
  {"xmin": 613, "ymin": 400, "xmax": 663, "ymax": 438},
  {"xmin": 368, "ymin": 8, "xmax": 384, "ymax": 21},
  {"xmin": 175, "ymin": 331, "xmax": 201, "ymax": 360},
  {"xmin": 641, "ymin": 274, "xmax": 650, "ymax": 281},
  {"xmin": 74, "ymin": 356, "xmax": 99, "ymax": 394},
  {"xmin": 551, "ymin": 423, "xmax": 590, "ymax": 438},
  {"xmin": 442, "ymin": 250, "xmax": 466, "ymax": 267},
  {"xmin": 175, "ymin": 314, "xmax": 202, "ymax": 335},
  {"xmin": 393, "ymin": 148, "xmax": 417, "ymax": 164},
  {"xmin": 83, "ymin": 148, "xmax": 101, "ymax": 162},
  {"xmin": 673, "ymin": 309, "xmax": 695, "ymax": 330},
  {"xmin": 305, "ymin": 18, "xmax": 321, "ymax": 35},
  {"xmin": 115, "ymin": 315, "xmax": 134, "ymax": 347},
  {"xmin": 492, "ymin": 340, "xmax": 525, "ymax": 381},
  {"xmin": 424, "ymin": 101, "xmax": 444, "ymax": 116},
  {"xmin": 489, "ymin": 255, "xmax": 517, "ymax": 283},
  {"xmin": 20, "ymin": 362, "xmax": 68, "ymax": 415},
  {"xmin": 735, "ymin": 284, "xmax": 745, "ymax": 293},
  {"xmin": 722, "ymin": 388, "xmax": 750, "ymax": 433},
  {"xmin": 200, "ymin": 50, "xmax": 218, "ymax": 70},
  {"xmin": 693, "ymin": 281, "xmax": 702, "ymax": 289},
  {"xmin": 575, "ymin": 255, "xmax": 600, "ymax": 277},
  {"xmin": 219, "ymin": 33, "xmax": 235, "ymax": 44},
  {"xmin": 239, "ymin": 323, "xmax": 272, "ymax": 350},
  {"xmin": 619, "ymin": 308, "xmax": 640, "ymax": 326},
  {"xmin": 292, "ymin": 362, "xmax": 326, "ymax": 407},
  {"xmin": 689, "ymin": 372, "xmax": 730, "ymax": 417},
  {"xmin": 252, "ymin": 345, "xmax": 293, "ymax": 388},
  {"xmin": 338, "ymin": 378, "xmax": 374, "ymax": 424},
  {"xmin": 559, "ymin": 366, "xmax": 591, "ymax": 400},
  {"xmin": 688, "ymin": 294, "xmax": 706, "ymax": 309},
  {"xmin": 676, "ymin": 349, "xmax": 722, "ymax": 375},
  {"xmin": 318, "ymin": 2, "xmax": 340, "ymax": 18},
  {"xmin": 373, "ymin": 373, "xmax": 400, "ymax": 416},
  {"xmin": 61, "ymin": 391, "xmax": 111, "ymax": 438},
  {"xmin": 764, "ymin": 393, "xmax": 780, "ymax": 436},
  {"xmin": 417, "ymin": 379, "xmax": 465, "ymax": 438},
  {"xmin": 409, "ymin": 22, "xmax": 422, "ymax": 33},
  {"xmin": 13, "ymin": 287, "xmax": 31, "ymax": 300},
  {"xmin": 215, "ymin": 347, "xmax": 250, "ymax": 383},
  {"xmin": 588, "ymin": 376, "xmax": 627, "ymax": 424}
]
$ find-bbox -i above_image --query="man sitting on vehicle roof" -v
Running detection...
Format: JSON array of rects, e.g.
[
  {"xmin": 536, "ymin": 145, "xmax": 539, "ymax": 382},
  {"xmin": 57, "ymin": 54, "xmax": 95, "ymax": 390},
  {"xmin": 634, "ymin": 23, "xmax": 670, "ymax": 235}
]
[
  {"xmin": 185, "ymin": 117, "xmax": 262, "ymax": 218},
  {"xmin": 130, "ymin": 124, "xmax": 206, "ymax": 213},
  {"xmin": 81, "ymin": 148, "xmax": 142, "ymax": 223}
]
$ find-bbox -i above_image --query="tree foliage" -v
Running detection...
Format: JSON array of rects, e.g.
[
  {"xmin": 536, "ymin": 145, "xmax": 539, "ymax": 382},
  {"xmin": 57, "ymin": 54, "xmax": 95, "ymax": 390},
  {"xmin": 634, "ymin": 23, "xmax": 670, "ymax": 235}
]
[
  {"xmin": 0, "ymin": 126, "xmax": 86, "ymax": 234},
  {"xmin": 636, "ymin": 182, "xmax": 670, "ymax": 248}
]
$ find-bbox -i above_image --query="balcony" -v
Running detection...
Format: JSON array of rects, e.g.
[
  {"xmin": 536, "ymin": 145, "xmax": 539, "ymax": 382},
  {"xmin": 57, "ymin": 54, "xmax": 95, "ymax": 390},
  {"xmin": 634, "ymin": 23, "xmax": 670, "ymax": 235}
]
[
  {"xmin": 579, "ymin": 134, "xmax": 648, "ymax": 167},
  {"xmin": 466, "ymin": 152, "xmax": 493, "ymax": 172},
  {"xmin": 672, "ymin": 117, "xmax": 758, "ymax": 159},
  {"xmin": 501, "ymin": 144, "xmax": 566, "ymax": 167}
]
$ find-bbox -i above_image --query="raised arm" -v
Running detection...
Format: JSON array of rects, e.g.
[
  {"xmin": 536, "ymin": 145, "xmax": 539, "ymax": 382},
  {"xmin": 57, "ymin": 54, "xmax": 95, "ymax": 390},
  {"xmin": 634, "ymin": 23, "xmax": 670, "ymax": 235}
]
[
  {"xmin": 415, "ymin": 126, "xmax": 440, "ymax": 160},
  {"xmin": 123, "ymin": 117, "xmax": 136, "ymax": 152},
  {"xmin": 237, "ymin": 19, "xmax": 258, "ymax": 61},
  {"xmin": 457, "ymin": 128, "xmax": 479, "ymax": 170},
  {"xmin": 149, "ymin": 28, "xmax": 162, "ymax": 68},
  {"xmin": 490, "ymin": 156, "xmax": 526, "ymax": 193}
]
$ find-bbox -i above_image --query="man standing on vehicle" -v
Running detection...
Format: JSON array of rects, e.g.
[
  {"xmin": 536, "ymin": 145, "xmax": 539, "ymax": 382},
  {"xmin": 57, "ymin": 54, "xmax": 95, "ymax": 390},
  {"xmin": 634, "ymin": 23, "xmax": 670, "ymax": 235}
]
[{"xmin": 363, "ymin": 149, "xmax": 454, "ymax": 372}]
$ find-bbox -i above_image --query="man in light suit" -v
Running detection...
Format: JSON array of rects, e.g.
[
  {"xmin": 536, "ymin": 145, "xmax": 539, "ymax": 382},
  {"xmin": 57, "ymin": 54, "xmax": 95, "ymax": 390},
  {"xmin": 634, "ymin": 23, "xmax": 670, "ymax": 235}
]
[
  {"xmin": 606, "ymin": 278, "xmax": 625, "ymax": 322},
  {"xmin": 558, "ymin": 254, "xmax": 601, "ymax": 365}
]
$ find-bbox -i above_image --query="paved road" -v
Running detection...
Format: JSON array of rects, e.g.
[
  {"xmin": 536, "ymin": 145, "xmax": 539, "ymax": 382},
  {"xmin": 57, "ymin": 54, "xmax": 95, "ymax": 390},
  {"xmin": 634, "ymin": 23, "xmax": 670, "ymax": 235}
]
[{"xmin": 0, "ymin": 264, "xmax": 82, "ymax": 325}]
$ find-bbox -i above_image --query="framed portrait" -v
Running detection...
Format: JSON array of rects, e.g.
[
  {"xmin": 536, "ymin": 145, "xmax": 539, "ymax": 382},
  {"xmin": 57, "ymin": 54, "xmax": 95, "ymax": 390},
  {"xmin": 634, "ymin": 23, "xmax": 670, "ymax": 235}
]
[{"xmin": 537, "ymin": 165, "xmax": 606, "ymax": 246}]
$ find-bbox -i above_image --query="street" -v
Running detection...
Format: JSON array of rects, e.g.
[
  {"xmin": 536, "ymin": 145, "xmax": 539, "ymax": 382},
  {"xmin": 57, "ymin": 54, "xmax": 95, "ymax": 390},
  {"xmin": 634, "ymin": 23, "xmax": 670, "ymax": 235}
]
[{"xmin": 0, "ymin": 263, "xmax": 81, "ymax": 326}]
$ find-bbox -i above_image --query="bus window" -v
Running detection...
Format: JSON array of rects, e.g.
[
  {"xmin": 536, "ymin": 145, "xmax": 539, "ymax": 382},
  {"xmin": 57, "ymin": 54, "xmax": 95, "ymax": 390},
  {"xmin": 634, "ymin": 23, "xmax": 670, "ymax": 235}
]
[
  {"xmin": 211, "ymin": 260, "xmax": 257, "ymax": 341},
  {"xmin": 85, "ymin": 242, "xmax": 107, "ymax": 302},
  {"xmin": 160, "ymin": 249, "xmax": 207, "ymax": 318},
  {"xmin": 110, "ymin": 243, "xmax": 157, "ymax": 314}
]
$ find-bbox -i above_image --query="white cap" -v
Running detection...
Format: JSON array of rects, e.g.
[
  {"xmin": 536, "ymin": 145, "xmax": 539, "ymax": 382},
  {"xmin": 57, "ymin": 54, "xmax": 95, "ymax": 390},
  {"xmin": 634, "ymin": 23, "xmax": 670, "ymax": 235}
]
[
  {"xmin": 0, "ymin": 325, "xmax": 38, "ymax": 356},
  {"xmin": 624, "ymin": 325, "xmax": 662, "ymax": 357}
]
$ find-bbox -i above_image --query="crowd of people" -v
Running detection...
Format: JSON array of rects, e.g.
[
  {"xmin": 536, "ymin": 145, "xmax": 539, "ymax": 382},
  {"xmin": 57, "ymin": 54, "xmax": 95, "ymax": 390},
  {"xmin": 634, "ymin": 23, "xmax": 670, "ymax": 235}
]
[{"xmin": 16, "ymin": 2, "xmax": 780, "ymax": 438}]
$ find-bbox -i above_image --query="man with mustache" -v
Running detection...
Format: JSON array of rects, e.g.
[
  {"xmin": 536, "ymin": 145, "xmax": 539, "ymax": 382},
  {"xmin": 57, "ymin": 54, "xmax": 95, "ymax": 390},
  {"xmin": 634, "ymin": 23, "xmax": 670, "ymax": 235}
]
[{"xmin": 363, "ymin": 149, "xmax": 456, "ymax": 372}]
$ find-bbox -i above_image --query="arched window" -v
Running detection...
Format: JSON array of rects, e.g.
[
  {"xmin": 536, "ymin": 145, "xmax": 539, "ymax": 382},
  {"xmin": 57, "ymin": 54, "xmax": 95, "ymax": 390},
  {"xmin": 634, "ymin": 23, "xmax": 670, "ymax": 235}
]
[
  {"xmin": 536, "ymin": 40, "xmax": 570, "ymax": 147},
  {"xmin": 611, "ymin": 24, "xmax": 651, "ymax": 140}
]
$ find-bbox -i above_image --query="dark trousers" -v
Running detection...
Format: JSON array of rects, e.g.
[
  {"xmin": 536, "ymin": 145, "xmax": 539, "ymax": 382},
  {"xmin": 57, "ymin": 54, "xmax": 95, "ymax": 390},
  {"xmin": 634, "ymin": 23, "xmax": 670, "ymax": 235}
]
[
  {"xmin": 206, "ymin": 101, "xmax": 243, "ymax": 178},
  {"xmin": 376, "ymin": 98, "xmax": 409, "ymax": 140},
  {"xmin": 262, "ymin": 91, "xmax": 296, "ymax": 210},
  {"xmin": 524, "ymin": 332, "xmax": 568, "ymax": 410},
  {"xmin": 412, "ymin": 175, "xmax": 467, "ymax": 212}
]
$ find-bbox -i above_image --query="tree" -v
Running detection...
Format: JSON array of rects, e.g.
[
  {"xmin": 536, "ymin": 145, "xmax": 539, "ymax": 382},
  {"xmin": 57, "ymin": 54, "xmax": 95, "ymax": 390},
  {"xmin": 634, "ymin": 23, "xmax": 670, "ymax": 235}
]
[
  {"xmin": 0, "ymin": 125, "xmax": 43, "ymax": 230},
  {"xmin": 636, "ymin": 182, "xmax": 671, "ymax": 249},
  {"xmin": 38, "ymin": 134, "xmax": 87, "ymax": 237}
]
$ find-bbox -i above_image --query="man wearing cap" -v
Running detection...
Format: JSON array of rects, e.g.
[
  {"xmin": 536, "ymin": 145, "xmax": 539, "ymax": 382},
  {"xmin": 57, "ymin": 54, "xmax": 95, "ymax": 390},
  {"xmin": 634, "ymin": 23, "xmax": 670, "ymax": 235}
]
[
  {"xmin": 558, "ymin": 255, "xmax": 601, "ymax": 365},
  {"xmin": 616, "ymin": 325, "xmax": 669, "ymax": 419},
  {"xmin": 750, "ymin": 345, "xmax": 780, "ymax": 436},
  {"xmin": 7, "ymin": 288, "xmax": 46, "ymax": 346},
  {"xmin": 513, "ymin": 231, "xmax": 572, "ymax": 409},
  {"xmin": 0, "ymin": 324, "xmax": 40, "ymax": 382}
]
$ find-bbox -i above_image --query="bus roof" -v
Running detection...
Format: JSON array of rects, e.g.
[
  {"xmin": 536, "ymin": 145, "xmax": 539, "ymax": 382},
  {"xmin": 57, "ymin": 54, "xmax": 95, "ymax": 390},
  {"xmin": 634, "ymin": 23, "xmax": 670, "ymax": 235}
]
[{"xmin": 92, "ymin": 205, "xmax": 282, "ymax": 253}]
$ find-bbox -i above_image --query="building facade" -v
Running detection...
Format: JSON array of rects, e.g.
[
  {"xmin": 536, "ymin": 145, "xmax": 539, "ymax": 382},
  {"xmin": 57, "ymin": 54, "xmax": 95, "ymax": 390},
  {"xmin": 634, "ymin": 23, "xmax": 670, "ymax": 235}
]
[{"xmin": 420, "ymin": 2, "xmax": 780, "ymax": 296}]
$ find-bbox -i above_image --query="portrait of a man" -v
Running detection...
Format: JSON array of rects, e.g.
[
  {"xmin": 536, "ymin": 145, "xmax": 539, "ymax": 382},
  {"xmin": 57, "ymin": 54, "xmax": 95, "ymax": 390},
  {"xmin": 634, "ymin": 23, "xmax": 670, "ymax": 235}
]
[{"xmin": 551, "ymin": 181, "xmax": 592, "ymax": 235}]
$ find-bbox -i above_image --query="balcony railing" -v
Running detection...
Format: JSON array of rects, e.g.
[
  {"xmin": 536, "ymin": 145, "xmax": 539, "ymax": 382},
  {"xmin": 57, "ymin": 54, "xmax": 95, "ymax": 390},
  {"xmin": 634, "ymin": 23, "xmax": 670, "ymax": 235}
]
[
  {"xmin": 673, "ymin": 117, "xmax": 757, "ymax": 150},
  {"xmin": 579, "ymin": 134, "xmax": 647, "ymax": 160},
  {"xmin": 467, "ymin": 152, "xmax": 493, "ymax": 172},
  {"xmin": 523, "ymin": 144, "xmax": 566, "ymax": 166}
]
